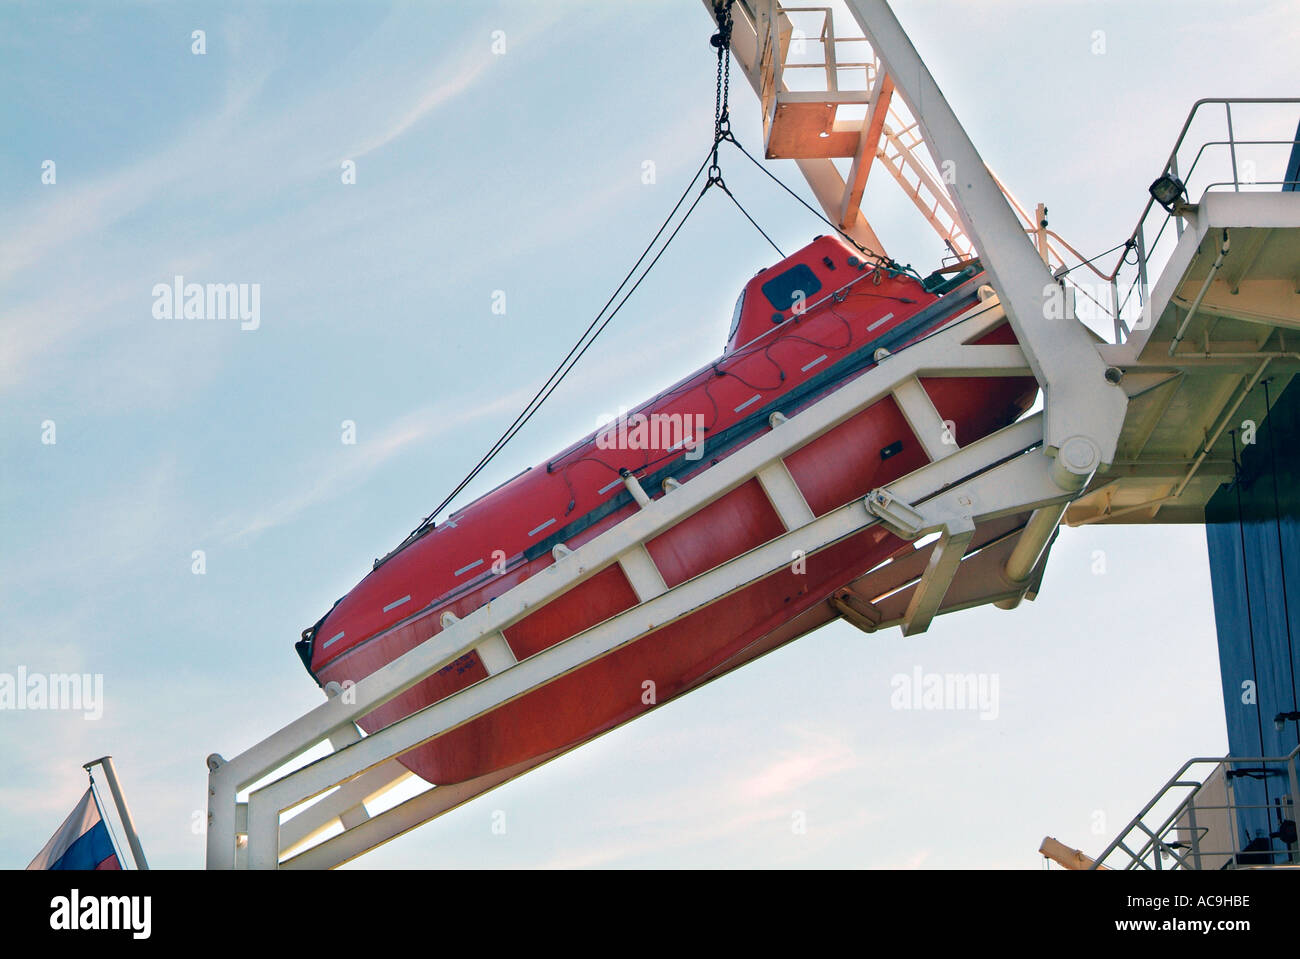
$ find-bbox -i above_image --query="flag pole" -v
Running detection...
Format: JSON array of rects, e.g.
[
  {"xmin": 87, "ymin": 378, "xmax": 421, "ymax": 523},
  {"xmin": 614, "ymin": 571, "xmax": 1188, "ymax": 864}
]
[{"xmin": 83, "ymin": 756, "xmax": 149, "ymax": 870}]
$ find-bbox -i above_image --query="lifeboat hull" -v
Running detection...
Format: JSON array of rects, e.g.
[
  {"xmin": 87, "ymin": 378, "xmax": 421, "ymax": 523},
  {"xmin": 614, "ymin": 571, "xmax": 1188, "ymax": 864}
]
[{"xmin": 301, "ymin": 237, "xmax": 1036, "ymax": 785}]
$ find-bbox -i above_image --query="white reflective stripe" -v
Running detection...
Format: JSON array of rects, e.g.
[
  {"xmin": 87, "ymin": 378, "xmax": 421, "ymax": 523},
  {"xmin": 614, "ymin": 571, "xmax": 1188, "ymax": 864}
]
[
  {"xmin": 527, "ymin": 518, "xmax": 556, "ymax": 537},
  {"xmin": 598, "ymin": 478, "xmax": 622, "ymax": 495},
  {"xmin": 801, "ymin": 354, "xmax": 828, "ymax": 372},
  {"xmin": 454, "ymin": 559, "xmax": 484, "ymax": 577},
  {"xmin": 734, "ymin": 394, "xmax": 762, "ymax": 413},
  {"xmin": 868, "ymin": 311, "xmax": 895, "ymax": 332},
  {"xmin": 321, "ymin": 631, "xmax": 345, "ymax": 649}
]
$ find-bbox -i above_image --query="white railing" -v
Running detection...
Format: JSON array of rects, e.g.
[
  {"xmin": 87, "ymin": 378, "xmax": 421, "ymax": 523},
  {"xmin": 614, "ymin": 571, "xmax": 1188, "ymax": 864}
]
[
  {"xmin": 1061, "ymin": 98, "xmax": 1300, "ymax": 345},
  {"xmin": 1092, "ymin": 744, "xmax": 1300, "ymax": 870}
]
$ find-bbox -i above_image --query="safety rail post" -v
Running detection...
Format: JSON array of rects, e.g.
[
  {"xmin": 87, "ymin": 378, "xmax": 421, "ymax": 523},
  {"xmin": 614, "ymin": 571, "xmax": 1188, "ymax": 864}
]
[
  {"xmin": 1171, "ymin": 153, "xmax": 1184, "ymax": 239},
  {"xmin": 1094, "ymin": 746, "xmax": 1300, "ymax": 870},
  {"xmin": 1226, "ymin": 102, "xmax": 1240, "ymax": 192},
  {"xmin": 821, "ymin": 9, "xmax": 837, "ymax": 93},
  {"xmin": 1289, "ymin": 753, "xmax": 1300, "ymax": 865},
  {"xmin": 1110, "ymin": 279, "xmax": 1123, "ymax": 345},
  {"xmin": 1186, "ymin": 797, "xmax": 1203, "ymax": 871},
  {"xmin": 1135, "ymin": 224, "xmax": 1149, "ymax": 339},
  {"xmin": 1091, "ymin": 758, "xmax": 1214, "ymax": 869}
]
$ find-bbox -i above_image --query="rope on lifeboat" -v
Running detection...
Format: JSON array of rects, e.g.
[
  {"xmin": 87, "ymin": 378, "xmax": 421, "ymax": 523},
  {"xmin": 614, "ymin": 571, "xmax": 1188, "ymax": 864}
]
[{"xmin": 382, "ymin": 1, "xmax": 897, "ymax": 566}]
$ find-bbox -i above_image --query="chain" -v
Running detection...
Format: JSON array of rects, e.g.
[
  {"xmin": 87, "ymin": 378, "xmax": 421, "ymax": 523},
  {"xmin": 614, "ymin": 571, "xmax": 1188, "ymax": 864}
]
[
  {"xmin": 709, "ymin": 0, "xmax": 735, "ymax": 186},
  {"xmin": 700, "ymin": 3, "xmax": 888, "ymax": 265}
]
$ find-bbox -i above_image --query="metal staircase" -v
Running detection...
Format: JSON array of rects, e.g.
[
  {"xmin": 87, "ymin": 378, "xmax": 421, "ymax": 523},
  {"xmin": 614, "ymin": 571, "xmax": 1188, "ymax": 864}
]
[
  {"xmin": 1044, "ymin": 745, "xmax": 1300, "ymax": 870},
  {"xmin": 726, "ymin": 1, "xmax": 1073, "ymax": 268}
]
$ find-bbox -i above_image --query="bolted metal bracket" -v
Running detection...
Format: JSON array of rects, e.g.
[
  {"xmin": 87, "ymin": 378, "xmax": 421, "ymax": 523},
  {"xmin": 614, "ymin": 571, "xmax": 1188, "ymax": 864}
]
[{"xmin": 864, "ymin": 487, "xmax": 926, "ymax": 538}]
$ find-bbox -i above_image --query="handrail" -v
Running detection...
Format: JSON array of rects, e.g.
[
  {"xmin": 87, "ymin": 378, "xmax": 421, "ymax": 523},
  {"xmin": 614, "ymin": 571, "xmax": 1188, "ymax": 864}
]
[
  {"xmin": 1106, "ymin": 139, "xmax": 1300, "ymax": 283},
  {"xmin": 1082, "ymin": 99, "xmax": 1300, "ymax": 344},
  {"xmin": 760, "ymin": 9, "xmax": 1300, "ymax": 346},
  {"xmin": 1091, "ymin": 743, "xmax": 1300, "ymax": 870},
  {"xmin": 1114, "ymin": 98, "xmax": 1300, "ymax": 269},
  {"xmin": 985, "ymin": 101, "xmax": 1300, "ymax": 344}
]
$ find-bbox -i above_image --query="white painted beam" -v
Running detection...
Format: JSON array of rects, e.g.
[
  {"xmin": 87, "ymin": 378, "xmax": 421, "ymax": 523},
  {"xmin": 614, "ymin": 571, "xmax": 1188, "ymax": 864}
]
[
  {"xmin": 244, "ymin": 444, "xmax": 1070, "ymax": 866},
  {"xmin": 901, "ymin": 518, "xmax": 975, "ymax": 635},
  {"xmin": 278, "ymin": 759, "xmax": 413, "ymax": 857},
  {"xmin": 281, "ymin": 753, "xmax": 559, "ymax": 870},
  {"xmin": 211, "ymin": 313, "xmax": 1034, "ymax": 808},
  {"xmin": 618, "ymin": 547, "xmax": 668, "ymax": 602},
  {"xmin": 756, "ymin": 460, "xmax": 816, "ymax": 528},
  {"xmin": 842, "ymin": 0, "xmax": 1127, "ymax": 462},
  {"xmin": 892, "ymin": 378, "xmax": 956, "ymax": 460},
  {"xmin": 213, "ymin": 281, "xmax": 1065, "ymax": 868},
  {"xmin": 476, "ymin": 632, "xmax": 517, "ymax": 675}
]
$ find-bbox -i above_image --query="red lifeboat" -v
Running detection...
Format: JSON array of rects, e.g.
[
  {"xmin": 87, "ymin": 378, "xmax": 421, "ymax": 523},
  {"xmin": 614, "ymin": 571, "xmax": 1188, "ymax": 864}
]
[{"xmin": 298, "ymin": 236, "xmax": 1036, "ymax": 785}]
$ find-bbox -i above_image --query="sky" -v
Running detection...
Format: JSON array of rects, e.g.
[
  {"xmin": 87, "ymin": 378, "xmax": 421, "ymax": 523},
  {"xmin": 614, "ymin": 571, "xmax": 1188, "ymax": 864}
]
[{"xmin": 1, "ymin": 0, "xmax": 1298, "ymax": 869}]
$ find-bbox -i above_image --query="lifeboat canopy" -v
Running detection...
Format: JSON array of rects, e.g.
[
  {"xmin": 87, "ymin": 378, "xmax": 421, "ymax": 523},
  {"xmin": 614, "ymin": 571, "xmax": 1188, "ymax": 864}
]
[{"xmin": 725, "ymin": 235, "xmax": 865, "ymax": 353}]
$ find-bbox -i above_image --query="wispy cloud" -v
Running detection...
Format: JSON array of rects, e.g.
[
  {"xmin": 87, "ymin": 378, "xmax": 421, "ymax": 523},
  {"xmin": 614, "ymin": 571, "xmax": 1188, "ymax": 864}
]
[
  {"xmin": 735, "ymin": 735, "xmax": 860, "ymax": 801},
  {"xmin": 0, "ymin": 64, "xmax": 270, "ymax": 290},
  {"xmin": 209, "ymin": 387, "xmax": 533, "ymax": 544},
  {"xmin": 0, "ymin": 8, "xmax": 555, "ymax": 396},
  {"xmin": 0, "ymin": 454, "xmax": 185, "ymax": 597},
  {"xmin": 346, "ymin": 46, "xmax": 496, "ymax": 161},
  {"xmin": 536, "ymin": 724, "xmax": 865, "ymax": 868}
]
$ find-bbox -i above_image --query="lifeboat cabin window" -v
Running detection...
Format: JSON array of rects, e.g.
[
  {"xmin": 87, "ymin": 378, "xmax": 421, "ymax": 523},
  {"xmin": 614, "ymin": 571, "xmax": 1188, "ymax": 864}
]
[
  {"xmin": 728, "ymin": 289, "xmax": 746, "ymax": 343},
  {"xmin": 761, "ymin": 263, "xmax": 822, "ymax": 312}
]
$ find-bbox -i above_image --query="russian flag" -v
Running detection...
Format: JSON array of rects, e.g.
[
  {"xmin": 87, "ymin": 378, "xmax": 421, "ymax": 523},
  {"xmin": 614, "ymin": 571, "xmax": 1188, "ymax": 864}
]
[{"xmin": 26, "ymin": 788, "xmax": 121, "ymax": 871}]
